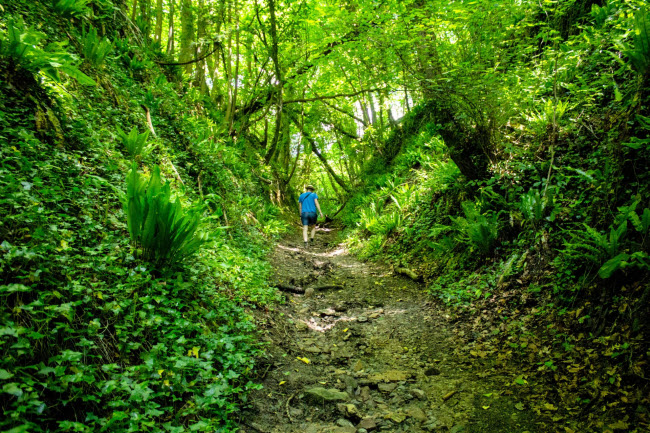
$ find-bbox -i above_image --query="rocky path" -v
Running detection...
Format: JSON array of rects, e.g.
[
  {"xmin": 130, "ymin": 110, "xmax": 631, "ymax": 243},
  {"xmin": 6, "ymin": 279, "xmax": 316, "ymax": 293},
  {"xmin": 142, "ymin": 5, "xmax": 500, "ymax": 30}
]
[{"xmin": 240, "ymin": 228, "xmax": 544, "ymax": 433}]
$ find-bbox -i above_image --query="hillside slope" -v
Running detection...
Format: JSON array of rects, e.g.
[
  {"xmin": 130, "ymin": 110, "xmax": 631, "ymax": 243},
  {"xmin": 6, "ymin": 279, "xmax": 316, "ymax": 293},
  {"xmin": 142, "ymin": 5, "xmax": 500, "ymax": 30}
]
[{"xmin": 1, "ymin": 3, "xmax": 282, "ymax": 432}]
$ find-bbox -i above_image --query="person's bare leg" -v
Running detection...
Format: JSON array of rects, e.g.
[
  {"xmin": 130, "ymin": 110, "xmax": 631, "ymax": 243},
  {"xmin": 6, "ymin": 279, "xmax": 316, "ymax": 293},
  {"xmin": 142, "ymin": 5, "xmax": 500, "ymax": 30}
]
[
  {"xmin": 303, "ymin": 225, "xmax": 309, "ymax": 243},
  {"xmin": 310, "ymin": 225, "xmax": 316, "ymax": 242}
]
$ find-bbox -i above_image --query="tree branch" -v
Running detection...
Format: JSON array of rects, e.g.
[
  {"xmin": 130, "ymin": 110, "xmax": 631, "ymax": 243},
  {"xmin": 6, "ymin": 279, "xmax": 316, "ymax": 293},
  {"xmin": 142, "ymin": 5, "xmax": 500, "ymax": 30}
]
[
  {"xmin": 317, "ymin": 96, "xmax": 367, "ymax": 126},
  {"xmin": 287, "ymin": 111, "xmax": 350, "ymax": 193},
  {"xmin": 283, "ymin": 88, "xmax": 384, "ymax": 104},
  {"xmin": 155, "ymin": 42, "xmax": 222, "ymax": 66}
]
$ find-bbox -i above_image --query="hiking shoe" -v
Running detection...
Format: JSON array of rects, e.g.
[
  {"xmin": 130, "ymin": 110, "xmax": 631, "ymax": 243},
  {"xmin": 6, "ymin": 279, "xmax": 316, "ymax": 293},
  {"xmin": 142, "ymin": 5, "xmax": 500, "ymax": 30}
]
[{"xmin": 310, "ymin": 238, "xmax": 316, "ymax": 246}]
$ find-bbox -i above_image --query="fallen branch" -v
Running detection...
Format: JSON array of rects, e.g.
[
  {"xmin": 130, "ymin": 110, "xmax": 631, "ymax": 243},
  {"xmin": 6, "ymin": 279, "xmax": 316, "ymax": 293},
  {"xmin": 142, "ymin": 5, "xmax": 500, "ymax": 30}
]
[
  {"xmin": 285, "ymin": 391, "xmax": 298, "ymax": 423},
  {"xmin": 310, "ymin": 284, "xmax": 345, "ymax": 291},
  {"xmin": 331, "ymin": 197, "xmax": 350, "ymax": 218},
  {"xmin": 394, "ymin": 266, "xmax": 421, "ymax": 281},
  {"xmin": 141, "ymin": 105, "xmax": 157, "ymax": 137},
  {"xmin": 275, "ymin": 283, "xmax": 304, "ymax": 294},
  {"xmin": 442, "ymin": 390, "xmax": 457, "ymax": 401}
]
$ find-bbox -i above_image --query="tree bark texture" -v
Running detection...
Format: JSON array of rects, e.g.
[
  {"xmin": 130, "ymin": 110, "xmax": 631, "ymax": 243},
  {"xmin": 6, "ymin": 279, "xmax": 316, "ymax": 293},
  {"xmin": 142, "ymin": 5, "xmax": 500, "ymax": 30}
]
[
  {"xmin": 166, "ymin": 0, "xmax": 175, "ymax": 55},
  {"xmin": 154, "ymin": 0, "xmax": 163, "ymax": 43},
  {"xmin": 179, "ymin": 0, "xmax": 195, "ymax": 75}
]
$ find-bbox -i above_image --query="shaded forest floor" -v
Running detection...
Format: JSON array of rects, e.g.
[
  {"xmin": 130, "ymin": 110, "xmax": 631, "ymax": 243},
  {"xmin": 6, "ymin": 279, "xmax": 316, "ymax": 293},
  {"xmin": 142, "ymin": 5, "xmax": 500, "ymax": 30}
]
[{"xmin": 239, "ymin": 227, "xmax": 552, "ymax": 433}]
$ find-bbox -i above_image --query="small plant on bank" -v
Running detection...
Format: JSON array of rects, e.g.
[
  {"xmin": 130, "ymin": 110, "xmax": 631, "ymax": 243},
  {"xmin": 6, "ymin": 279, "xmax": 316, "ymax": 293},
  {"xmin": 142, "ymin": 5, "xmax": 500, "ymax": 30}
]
[
  {"xmin": 117, "ymin": 126, "xmax": 149, "ymax": 158},
  {"xmin": 53, "ymin": 0, "xmax": 90, "ymax": 18},
  {"xmin": 0, "ymin": 16, "xmax": 95, "ymax": 85},
  {"xmin": 453, "ymin": 201, "xmax": 499, "ymax": 255},
  {"xmin": 620, "ymin": 7, "xmax": 650, "ymax": 75},
  {"xmin": 125, "ymin": 163, "xmax": 206, "ymax": 266},
  {"xmin": 556, "ymin": 202, "xmax": 650, "ymax": 280},
  {"xmin": 81, "ymin": 25, "xmax": 113, "ymax": 68},
  {"xmin": 520, "ymin": 188, "xmax": 555, "ymax": 228}
]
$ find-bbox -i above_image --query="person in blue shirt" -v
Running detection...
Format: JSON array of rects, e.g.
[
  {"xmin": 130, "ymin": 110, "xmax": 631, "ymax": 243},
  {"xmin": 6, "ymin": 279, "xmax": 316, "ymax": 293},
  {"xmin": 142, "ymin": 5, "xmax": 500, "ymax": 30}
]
[{"xmin": 298, "ymin": 184, "xmax": 324, "ymax": 248}]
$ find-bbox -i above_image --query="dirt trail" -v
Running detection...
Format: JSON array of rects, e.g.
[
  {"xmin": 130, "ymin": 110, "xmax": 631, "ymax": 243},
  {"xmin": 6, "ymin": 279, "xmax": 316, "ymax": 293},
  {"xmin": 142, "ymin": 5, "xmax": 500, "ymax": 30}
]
[{"xmin": 241, "ymin": 228, "xmax": 545, "ymax": 433}]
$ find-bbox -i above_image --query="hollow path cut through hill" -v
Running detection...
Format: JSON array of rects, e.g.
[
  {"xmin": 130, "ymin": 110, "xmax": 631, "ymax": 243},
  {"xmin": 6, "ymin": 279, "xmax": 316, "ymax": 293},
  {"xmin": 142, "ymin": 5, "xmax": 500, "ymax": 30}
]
[{"xmin": 240, "ymin": 228, "xmax": 545, "ymax": 433}]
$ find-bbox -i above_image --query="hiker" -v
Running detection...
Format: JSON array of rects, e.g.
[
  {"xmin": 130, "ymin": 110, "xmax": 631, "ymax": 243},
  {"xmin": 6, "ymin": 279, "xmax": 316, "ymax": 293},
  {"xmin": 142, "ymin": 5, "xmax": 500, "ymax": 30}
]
[{"xmin": 298, "ymin": 185, "xmax": 324, "ymax": 248}]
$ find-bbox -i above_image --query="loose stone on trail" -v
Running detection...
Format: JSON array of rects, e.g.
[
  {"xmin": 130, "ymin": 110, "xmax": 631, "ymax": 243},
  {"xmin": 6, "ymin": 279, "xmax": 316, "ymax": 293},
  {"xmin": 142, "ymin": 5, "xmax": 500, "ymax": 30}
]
[
  {"xmin": 367, "ymin": 370, "xmax": 411, "ymax": 382},
  {"xmin": 357, "ymin": 417, "xmax": 377, "ymax": 431},
  {"xmin": 304, "ymin": 387, "xmax": 349, "ymax": 403}
]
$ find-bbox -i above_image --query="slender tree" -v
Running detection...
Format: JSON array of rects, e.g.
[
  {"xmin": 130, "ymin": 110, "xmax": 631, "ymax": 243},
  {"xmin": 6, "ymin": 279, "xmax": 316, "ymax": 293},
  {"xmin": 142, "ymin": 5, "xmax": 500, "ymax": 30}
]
[
  {"xmin": 179, "ymin": 0, "xmax": 195, "ymax": 75},
  {"xmin": 154, "ymin": 0, "xmax": 163, "ymax": 43},
  {"xmin": 166, "ymin": 0, "xmax": 175, "ymax": 55}
]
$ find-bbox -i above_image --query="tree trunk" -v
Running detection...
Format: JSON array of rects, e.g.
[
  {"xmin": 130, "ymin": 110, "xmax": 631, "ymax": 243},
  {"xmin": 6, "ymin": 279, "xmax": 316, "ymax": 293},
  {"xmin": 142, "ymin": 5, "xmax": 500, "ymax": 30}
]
[
  {"xmin": 208, "ymin": 0, "xmax": 226, "ymax": 104},
  {"xmin": 228, "ymin": 0, "xmax": 241, "ymax": 132},
  {"xmin": 224, "ymin": 0, "xmax": 234, "ymax": 125},
  {"xmin": 179, "ymin": 0, "xmax": 194, "ymax": 76},
  {"xmin": 195, "ymin": 0, "xmax": 208, "ymax": 92},
  {"xmin": 166, "ymin": 0, "xmax": 175, "ymax": 56},
  {"xmin": 415, "ymin": 30, "xmax": 442, "ymax": 98},
  {"xmin": 139, "ymin": 0, "xmax": 151, "ymax": 38},
  {"xmin": 381, "ymin": 100, "xmax": 491, "ymax": 180},
  {"xmin": 264, "ymin": 0, "xmax": 284, "ymax": 162},
  {"xmin": 130, "ymin": 0, "xmax": 138, "ymax": 21},
  {"xmin": 154, "ymin": 0, "xmax": 163, "ymax": 43}
]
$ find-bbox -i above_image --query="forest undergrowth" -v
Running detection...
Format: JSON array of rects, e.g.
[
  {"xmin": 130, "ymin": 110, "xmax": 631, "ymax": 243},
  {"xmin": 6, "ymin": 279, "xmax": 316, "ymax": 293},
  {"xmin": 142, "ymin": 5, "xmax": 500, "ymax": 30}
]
[
  {"xmin": 339, "ymin": 4, "xmax": 650, "ymax": 431},
  {"xmin": 0, "ymin": 2, "xmax": 287, "ymax": 432}
]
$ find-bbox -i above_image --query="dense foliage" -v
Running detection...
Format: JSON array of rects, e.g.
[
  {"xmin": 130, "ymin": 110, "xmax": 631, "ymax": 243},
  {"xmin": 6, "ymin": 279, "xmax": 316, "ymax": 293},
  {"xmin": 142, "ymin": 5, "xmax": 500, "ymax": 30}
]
[
  {"xmin": 336, "ymin": 1, "xmax": 650, "ymax": 429},
  {"xmin": 0, "ymin": 2, "xmax": 285, "ymax": 432}
]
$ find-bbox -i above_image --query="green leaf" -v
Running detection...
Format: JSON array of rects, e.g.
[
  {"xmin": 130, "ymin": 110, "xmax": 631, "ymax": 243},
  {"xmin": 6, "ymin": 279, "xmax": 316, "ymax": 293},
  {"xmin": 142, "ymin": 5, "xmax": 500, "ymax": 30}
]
[
  {"xmin": 3, "ymin": 382, "xmax": 23, "ymax": 397},
  {"xmin": 598, "ymin": 253, "xmax": 630, "ymax": 279}
]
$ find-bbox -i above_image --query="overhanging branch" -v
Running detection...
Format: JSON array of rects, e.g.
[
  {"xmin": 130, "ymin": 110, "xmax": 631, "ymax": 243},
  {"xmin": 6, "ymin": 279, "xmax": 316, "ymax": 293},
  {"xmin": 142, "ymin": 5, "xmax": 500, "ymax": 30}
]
[
  {"xmin": 155, "ymin": 42, "xmax": 222, "ymax": 66},
  {"xmin": 283, "ymin": 88, "xmax": 384, "ymax": 105}
]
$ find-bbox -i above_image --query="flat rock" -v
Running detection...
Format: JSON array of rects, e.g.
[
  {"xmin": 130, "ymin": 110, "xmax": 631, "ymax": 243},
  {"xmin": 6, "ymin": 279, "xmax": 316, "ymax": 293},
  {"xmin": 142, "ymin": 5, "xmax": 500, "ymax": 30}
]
[
  {"xmin": 410, "ymin": 388, "xmax": 426, "ymax": 400},
  {"xmin": 337, "ymin": 418, "xmax": 354, "ymax": 427},
  {"xmin": 378, "ymin": 382, "xmax": 398, "ymax": 393},
  {"xmin": 384, "ymin": 411, "xmax": 407, "ymax": 423},
  {"xmin": 304, "ymin": 346, "xmax": 324, "ymax": 353},
  {"xmin": 357, "ymin": 417, "xmax": 378, "ymax": 431},
  {"xmin": 368, "ymin": 370, "xmax": 411, "ymax": 382},
  {"xmin": 407, "ymin": 407, "xmax": 427, "ymax": 422},
  {"xmin": 337, "ymin": 402, "xmax": 361, "ymax": 420},
  {"xmin": 305, "ymin": 387, "xmax": 349, "ymax": 403}
]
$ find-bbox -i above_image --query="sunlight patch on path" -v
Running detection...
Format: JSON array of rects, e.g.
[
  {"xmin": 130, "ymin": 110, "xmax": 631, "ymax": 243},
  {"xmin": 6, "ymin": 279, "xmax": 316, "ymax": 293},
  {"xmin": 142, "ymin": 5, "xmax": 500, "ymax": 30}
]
[
  {"xmin": 301, "ymin": 316, "xmax": 355, "ymax": 332},
  {"xmin": 276, "ymin": 243, "xmax": 347, "ymax": 258},
  {"xmin": 298, "ymin": 307, "xmax": 409, "ymax": 333}
]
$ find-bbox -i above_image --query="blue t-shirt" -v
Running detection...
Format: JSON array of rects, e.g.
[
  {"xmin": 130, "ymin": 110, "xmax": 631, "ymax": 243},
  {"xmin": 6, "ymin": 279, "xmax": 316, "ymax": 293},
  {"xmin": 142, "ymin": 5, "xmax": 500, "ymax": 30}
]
[{"xmin": 299, "ymin": 192, "xmax": 318, "ymax": 213}]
